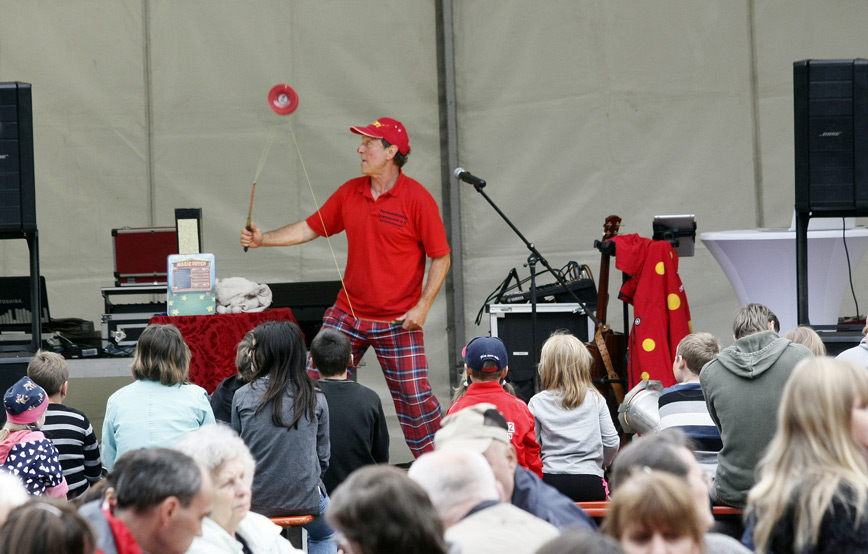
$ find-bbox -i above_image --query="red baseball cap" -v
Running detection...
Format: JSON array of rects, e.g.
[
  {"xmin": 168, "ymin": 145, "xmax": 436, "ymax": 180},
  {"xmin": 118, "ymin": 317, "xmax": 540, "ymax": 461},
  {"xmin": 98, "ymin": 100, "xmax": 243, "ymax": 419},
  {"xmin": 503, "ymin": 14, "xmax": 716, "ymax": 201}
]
[{"xmin": 350, "ymin": 117, "xmax": 410, "ymax": 155}]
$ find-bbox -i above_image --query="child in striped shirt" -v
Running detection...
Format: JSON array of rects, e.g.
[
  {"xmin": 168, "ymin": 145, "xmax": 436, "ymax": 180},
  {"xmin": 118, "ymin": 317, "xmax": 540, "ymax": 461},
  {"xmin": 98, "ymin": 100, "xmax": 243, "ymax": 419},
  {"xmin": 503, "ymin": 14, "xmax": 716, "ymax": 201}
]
[{"xmin": 27, "ymin": 350, "xmax": 102, "ymax": 498}]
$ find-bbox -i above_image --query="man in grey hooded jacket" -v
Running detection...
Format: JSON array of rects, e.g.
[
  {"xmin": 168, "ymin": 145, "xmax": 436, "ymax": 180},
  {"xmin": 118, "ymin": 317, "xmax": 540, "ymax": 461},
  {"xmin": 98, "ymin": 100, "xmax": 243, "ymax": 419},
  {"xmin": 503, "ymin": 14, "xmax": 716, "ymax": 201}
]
[{"xmin": 700, "ymin": 303, "xmax": 812, "ymax": 508}]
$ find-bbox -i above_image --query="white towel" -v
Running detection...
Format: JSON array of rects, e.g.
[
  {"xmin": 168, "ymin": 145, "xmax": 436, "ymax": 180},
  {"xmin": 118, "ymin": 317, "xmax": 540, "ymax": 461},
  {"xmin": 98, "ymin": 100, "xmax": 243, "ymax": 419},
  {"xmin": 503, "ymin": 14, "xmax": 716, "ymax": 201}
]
[{"xmin": 215, "ymin": 277, "xmax": 273, "ymax": 313}]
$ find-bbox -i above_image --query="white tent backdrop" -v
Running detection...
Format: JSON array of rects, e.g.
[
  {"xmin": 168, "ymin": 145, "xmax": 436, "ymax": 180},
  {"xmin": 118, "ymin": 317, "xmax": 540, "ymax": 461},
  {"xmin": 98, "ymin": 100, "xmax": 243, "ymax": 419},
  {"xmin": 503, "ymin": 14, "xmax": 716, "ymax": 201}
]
[{"xmin": 3, "ymin": 0, "xmax": 868, "ymax": 462}]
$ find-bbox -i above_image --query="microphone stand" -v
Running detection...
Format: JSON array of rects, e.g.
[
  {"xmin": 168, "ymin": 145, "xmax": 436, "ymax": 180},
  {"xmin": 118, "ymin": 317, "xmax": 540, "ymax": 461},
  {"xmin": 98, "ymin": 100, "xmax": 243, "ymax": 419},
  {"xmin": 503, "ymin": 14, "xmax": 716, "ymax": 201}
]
[{"xmin": 467, "ymin": 180, "xmax": 601, "ymax": 395}]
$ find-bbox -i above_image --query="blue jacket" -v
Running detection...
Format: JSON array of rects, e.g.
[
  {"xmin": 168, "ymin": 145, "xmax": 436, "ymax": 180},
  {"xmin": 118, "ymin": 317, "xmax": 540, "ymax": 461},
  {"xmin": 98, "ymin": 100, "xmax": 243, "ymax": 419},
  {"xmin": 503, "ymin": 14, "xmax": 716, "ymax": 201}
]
[
  {"xmin": 511, "ymin": 466, "xmax": 596, "ymax": 530},
  {"xmin": 101, "ymin": 379, "xmax": 215, "ymax": 471}
]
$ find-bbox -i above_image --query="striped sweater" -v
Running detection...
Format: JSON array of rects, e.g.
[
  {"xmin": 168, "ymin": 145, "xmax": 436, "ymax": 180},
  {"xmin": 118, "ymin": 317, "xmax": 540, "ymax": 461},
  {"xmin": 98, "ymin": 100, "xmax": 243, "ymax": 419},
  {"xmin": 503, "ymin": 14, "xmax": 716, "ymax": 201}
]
[{"xmin": 41, "ymin": 404, "xmax": 102, "ymax": 498}]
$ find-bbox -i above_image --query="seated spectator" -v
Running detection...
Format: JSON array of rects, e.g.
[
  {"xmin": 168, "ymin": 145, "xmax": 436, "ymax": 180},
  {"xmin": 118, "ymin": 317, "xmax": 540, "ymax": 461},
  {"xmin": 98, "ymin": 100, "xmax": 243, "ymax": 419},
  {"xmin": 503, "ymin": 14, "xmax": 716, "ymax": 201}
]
[
  {"xmin": 783, "ymin": 325, "xmax": 826, "ymax": 356},
  {"xmin": 745, "ymin": 357, "xmax": 868, "ymax": 554},
  {"xmin": 700, "ymin": 303, "xmax": 812, "ymax": 507},
  {"xmin": 101, "ymin": 323, "xmax": 216, "ymax": 471},
  {"xmin": 1, "ymin": 376, "xmax": 67, "ymax": 497},
  {"xmin": 210, "ymin": 330, "xmax": 256, "ymax": 424},
  {"xmin": 0, "ymin": 472, "xmax": 28, "ymax": 527},
  {"xmin": 0, "ymin": 497, "xmax": 96, "ymax": 554},
  {"xmin": 451, "ymin": 367, "xmax": 516, "ymax": 404},
  {"xmin": 312, "ymin": 328, "xmax": 389, "ymax": 495},
  {"xmin": 409, "ymin": 448, "xmax": 559, "ymax": 554},
  {"xmin": 231, "ymin": 321, "xmax": 336, "ymax": 554},
  {"xmin": 658, "ymin": 332, "xmax": 722, "ymax": 476},
  {"xmin": 434, "ymin": 402, "xmax": 596, "ymax": 531},
  {"xmin": 78, "ymin": 447, "xmax": 212, "ymax": 554},
  {"xmin": 768, "ymin": 311, "xmax": 781, "ymax": 334},
  {"xmin": 175, "ymin": 424, "xmax": 301, "ymax": 554},
  {"xmin": 603, "ymin": 469, "xmax": 705, "ymax": 554},
  {"xmin": 448, "ymin": 336, "xmax": 543, "ymax": 477},
  {"xmin": 836, "ymin": 323, "xmax": 868, "ymax": 366},
  {"xmin": 27, "ymin": 350, "xmax": 102, "ymax": 498},
  {"xmin": 327, "ymin": 465, "xmax": 448, "ymax": 554},
  {"xmin": 534, "ymin": 528, "xmax": 625, "ymax": 554},
  {"xmin": 609, "ymin": 430, "xmax": 751, "ymax": 554},
  {"xmin": 528, "ymin": 331, "xmax": 619, "ymax": 501}
]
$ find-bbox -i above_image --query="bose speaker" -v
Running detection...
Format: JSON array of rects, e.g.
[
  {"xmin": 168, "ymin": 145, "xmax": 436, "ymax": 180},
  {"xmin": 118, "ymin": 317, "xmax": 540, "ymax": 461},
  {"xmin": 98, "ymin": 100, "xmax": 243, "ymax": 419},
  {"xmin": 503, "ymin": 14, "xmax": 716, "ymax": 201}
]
[
  {"xmin": 794, "ymin": 60, "xmax": 868, "ymax": 213},
  {"xmin": 0, "ymin": 82, "xmax": 36, "ymax": 232}
]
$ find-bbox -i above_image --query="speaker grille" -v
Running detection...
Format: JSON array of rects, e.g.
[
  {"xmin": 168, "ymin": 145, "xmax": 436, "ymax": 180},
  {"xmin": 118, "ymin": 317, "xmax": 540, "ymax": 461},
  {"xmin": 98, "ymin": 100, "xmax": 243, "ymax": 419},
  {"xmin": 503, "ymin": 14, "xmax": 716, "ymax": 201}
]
[{"xmin": 0, "ymin": 82, "xmax": 35, "ymax": 232}]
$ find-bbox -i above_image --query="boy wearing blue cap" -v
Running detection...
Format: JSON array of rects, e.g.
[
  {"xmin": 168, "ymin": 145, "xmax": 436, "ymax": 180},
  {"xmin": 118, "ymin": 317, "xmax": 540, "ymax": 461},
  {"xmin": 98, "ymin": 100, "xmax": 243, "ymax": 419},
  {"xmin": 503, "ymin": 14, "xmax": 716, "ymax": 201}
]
[{"xmin": 447, "ymin": 336, "xmax": 543, "ymax": 477}]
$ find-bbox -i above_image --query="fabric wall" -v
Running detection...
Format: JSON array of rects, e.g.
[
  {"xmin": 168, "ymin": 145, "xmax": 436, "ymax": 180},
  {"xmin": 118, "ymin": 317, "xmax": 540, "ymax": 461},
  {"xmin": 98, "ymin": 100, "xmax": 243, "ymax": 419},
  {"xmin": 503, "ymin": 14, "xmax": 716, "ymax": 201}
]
[
  {"xmin": 3, "ymin": 1, "xmax": 868, "ymax": 461},
  {"xmin": 452, "ymin": 1, "xmax": 868, "ymax": 345}
]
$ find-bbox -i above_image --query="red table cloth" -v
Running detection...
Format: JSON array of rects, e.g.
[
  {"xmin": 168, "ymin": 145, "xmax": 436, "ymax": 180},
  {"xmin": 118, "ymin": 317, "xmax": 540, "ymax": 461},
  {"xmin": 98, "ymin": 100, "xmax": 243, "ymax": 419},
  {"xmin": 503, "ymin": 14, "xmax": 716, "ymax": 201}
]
[{"xmin": 149, "ymin": 308, "xmax": 299, "ymax": 393}]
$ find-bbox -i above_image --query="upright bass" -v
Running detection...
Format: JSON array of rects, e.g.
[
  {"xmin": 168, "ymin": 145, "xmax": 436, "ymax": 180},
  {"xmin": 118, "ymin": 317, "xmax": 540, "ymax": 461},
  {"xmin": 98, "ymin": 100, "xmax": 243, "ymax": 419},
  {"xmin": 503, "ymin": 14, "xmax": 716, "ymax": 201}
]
[{"xmin": 587, "ymin": 216, "xmax": 628, "ymax": 429}]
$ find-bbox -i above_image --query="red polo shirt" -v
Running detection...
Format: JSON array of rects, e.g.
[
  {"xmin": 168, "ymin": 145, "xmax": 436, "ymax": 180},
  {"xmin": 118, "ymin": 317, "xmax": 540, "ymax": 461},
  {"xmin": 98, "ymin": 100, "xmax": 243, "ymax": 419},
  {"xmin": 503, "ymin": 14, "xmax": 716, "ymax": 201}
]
[{"xmin": 306, "ymin": 172, "xmax": 450, "ymax": 321}]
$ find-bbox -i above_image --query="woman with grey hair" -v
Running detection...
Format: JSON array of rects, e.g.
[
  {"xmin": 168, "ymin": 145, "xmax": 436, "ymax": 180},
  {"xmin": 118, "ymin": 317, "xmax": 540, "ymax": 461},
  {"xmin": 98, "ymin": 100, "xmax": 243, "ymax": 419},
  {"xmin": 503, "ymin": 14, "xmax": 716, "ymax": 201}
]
[{"xmin": 176, "ymin": 424, "xmax": 301, "ymax": 554}]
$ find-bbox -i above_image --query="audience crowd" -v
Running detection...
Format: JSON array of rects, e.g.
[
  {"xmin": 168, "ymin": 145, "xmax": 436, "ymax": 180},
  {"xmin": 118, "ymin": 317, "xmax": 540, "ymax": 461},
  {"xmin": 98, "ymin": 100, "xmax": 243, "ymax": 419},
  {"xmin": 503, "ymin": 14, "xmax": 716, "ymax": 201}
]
[{"xmin": 2, "ymin": 304, "xmax": 866, "ymax": 554}]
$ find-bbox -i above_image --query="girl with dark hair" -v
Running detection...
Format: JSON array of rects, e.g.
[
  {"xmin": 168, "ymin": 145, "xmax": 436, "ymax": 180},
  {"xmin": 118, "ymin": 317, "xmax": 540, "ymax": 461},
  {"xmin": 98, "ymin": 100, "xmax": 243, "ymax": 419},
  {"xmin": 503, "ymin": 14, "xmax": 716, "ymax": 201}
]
[{"xmin": 232, "ymin": 321, "xmax": 336, "ymax": 554}]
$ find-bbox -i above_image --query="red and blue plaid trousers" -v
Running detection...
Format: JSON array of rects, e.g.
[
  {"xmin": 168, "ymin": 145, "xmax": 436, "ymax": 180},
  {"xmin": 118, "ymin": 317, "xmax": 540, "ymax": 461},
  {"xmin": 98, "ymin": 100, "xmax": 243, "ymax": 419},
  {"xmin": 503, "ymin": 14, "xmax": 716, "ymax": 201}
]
[{"xmin": 307, "ymin": 306, "xmax": 442, "ymax": 457}]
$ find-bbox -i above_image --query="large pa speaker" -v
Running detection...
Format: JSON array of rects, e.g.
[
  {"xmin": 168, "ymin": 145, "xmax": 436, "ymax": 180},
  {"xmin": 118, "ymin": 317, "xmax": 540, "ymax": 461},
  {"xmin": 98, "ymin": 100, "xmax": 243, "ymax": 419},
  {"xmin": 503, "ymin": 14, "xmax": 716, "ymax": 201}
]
[
  {"xmin": 489, "ymin": 304, "xmax": 592, "ymax": 402},
  {"xmin": 0, "ymin": 82, "xmax": 36, "ymax": 232},
  {"xmin": 794, "ymin": 60, "xmax": 868, "ymax": 213}
]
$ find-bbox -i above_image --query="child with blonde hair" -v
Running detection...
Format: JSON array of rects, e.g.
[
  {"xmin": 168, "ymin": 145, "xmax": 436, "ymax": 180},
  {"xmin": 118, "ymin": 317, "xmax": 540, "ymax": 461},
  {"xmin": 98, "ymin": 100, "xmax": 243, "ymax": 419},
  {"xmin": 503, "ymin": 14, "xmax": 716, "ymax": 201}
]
[{"xmin": 528, "ymin": 331, "xmax": 620, "ymax": 501}]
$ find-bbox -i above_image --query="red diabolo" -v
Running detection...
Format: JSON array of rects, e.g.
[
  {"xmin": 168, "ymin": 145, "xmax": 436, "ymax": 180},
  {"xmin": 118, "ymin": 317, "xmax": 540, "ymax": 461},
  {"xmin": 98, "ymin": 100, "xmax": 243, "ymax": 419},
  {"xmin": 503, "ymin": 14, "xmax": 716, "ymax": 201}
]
[{"xmin": 267, "ymin": 84, "xmax": 299, "ymax": 115}]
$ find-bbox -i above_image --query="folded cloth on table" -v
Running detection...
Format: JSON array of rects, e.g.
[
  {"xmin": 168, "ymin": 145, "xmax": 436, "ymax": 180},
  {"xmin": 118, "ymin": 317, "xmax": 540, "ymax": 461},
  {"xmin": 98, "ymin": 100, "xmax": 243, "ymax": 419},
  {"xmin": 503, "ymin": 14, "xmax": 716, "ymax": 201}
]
[{"xmin": 215, "ymin": 277, "xmax": 272, "ymax": 314}]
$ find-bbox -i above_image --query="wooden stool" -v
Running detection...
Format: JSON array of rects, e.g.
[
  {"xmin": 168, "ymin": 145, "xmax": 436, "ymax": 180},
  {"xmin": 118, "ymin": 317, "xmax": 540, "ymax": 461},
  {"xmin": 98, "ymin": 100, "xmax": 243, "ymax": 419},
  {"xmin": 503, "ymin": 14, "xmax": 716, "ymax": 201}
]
[{"xmin": 269, "ymin": 515, "xmax": 315, "ymax": 551}]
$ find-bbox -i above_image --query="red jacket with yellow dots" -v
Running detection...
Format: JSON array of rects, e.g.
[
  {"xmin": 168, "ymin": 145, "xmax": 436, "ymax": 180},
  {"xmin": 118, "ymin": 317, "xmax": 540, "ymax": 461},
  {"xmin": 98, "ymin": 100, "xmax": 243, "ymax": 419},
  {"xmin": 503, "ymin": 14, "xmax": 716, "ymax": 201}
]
[{"xmin": 611, "ymin": 234, "xmax": 691, "ymax": 388}]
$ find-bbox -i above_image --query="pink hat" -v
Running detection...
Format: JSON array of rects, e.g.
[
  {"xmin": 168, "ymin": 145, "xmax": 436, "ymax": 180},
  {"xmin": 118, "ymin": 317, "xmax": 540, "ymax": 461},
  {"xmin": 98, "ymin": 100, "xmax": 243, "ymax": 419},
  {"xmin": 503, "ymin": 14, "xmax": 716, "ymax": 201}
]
[{"xmin": 350, "ymin": 117, "xmax": 410, "ymax": 155}]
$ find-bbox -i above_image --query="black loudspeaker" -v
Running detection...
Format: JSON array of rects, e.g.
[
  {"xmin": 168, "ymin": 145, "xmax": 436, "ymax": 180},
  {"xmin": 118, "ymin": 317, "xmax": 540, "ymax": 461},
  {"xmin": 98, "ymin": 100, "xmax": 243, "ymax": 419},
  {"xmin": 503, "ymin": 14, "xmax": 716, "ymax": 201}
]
[
  {"xmin": 267, "ymin": 281, "xmax": 343, "ymax": 349},
  {"xmin": 490, "ymin": 308, "xmax": 590, "ymax": 402},
  {"xmin": 794, "ymin": 60, "xmax": 868, "ymax": 213},
  {"xmin": 0, "ymin": 82, "xmax": 36, "ymax": 232}
]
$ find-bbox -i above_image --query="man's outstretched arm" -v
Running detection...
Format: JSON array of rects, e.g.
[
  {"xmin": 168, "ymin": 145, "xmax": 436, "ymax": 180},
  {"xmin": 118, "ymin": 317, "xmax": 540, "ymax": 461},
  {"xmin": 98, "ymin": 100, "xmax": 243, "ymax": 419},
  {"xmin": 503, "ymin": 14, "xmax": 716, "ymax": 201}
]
[{"xmin": 240, "ymin": 220, "xmax": 319, "ymax": 248}]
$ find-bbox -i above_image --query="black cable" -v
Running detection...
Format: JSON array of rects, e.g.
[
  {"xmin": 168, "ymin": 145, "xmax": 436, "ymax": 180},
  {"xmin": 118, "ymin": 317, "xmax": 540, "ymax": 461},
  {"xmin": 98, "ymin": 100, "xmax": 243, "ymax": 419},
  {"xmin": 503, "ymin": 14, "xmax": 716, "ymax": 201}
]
[
  {"xmin": 474, "ymin": 261, "xmax": 588, "ymax": 326},
  {"xmin": 475, "ymin": 269, "xmax": 523, "ymax": 325},
  {"xmin": 842, "ymin": 217, "xmax": 860, "ymax": 319}
]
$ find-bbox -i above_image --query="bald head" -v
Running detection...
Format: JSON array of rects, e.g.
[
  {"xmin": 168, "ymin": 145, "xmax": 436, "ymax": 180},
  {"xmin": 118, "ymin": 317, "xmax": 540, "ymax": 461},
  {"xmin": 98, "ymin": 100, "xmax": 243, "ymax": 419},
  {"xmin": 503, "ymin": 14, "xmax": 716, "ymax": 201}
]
[{"xmin": 409, "ymin": 449, "xmax": 499, "ymax": 528}]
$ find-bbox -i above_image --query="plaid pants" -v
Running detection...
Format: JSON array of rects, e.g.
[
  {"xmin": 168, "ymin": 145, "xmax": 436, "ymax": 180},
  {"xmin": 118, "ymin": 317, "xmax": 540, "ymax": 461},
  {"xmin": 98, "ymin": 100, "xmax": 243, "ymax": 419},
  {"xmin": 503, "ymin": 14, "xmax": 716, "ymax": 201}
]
[{"xmin": 307, "ymin": 306, "xmax": 443, "ymax": 457}]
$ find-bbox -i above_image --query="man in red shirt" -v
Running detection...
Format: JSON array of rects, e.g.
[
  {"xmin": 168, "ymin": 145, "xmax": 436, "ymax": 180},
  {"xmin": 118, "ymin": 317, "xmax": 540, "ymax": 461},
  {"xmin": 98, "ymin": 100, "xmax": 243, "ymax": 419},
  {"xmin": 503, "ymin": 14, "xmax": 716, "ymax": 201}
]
[
  {"xmin": 447, "ymin": 336, "xmax": 543, "ymax": 477},
  {"xmin": 241, "ymin": 117, "xmax": 450, "ymax": 456}
]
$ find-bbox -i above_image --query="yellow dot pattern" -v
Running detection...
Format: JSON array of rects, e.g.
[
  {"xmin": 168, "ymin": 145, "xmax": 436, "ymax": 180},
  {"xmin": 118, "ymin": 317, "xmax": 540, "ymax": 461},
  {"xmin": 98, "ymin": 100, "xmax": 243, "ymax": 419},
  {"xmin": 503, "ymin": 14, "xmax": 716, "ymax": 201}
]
[
  {"xmin": 642, "ymin": 338, "xmax": 656, "ymax": 352},
  {"xmin": 641, "ymin": 371, "xmax": 650, "ymax": 380},
  {"xmin": 655, "ymin": 262, "xmax": 665, "ymax": 275},
  {"xmin": 667, "ymin": 294, "xmax": 681, "ymax": 311}
]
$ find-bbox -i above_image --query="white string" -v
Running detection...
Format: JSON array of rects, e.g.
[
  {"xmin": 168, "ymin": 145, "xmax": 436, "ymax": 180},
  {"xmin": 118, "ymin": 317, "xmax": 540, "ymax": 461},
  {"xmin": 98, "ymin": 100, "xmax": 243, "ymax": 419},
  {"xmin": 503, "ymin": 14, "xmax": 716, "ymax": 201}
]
[
  {"xmin": 253, "ymin": 129, "xmax": 278, "ymax": 183},
  {"xmin": 287, "ymin": 121, "xmax": 355, "ymax": 318}
]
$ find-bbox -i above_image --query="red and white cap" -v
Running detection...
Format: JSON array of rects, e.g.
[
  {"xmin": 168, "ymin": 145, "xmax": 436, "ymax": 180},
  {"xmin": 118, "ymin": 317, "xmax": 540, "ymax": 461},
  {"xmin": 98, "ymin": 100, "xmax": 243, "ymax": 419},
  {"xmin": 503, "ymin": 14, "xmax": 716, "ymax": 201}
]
[{"xmin": 350, "ymin": 117, "xmax": 410, "ymax": 155}]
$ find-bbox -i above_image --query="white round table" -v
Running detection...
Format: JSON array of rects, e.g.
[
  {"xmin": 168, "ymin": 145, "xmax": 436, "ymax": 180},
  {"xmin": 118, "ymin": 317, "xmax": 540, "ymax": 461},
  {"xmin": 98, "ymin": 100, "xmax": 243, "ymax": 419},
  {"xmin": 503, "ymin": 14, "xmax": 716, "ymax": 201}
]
[{"xmin": 699, "ymin": 227, "xmax": 868, "ymax": 333}]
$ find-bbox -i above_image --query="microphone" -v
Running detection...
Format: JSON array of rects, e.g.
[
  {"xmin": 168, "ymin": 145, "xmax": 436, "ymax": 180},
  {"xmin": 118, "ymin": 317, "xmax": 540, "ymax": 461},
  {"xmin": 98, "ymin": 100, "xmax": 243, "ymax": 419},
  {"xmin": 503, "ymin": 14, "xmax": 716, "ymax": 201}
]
[{"xmin": 453, "ymin": 167, "xmax": 486, "ymax": 188}]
